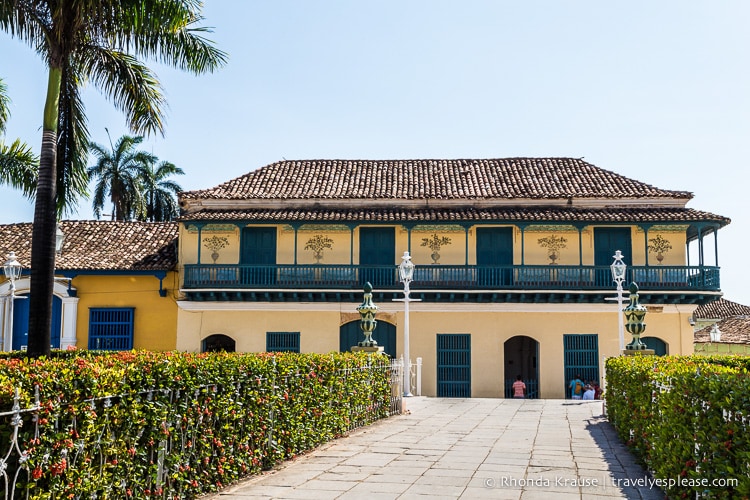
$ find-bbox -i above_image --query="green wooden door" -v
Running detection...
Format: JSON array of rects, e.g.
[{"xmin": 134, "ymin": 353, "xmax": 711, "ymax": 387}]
[
  {"xmin": 476, "ymin": 227, "xmax": 513, "ymax": 286},
  {"xmin": 437, "ymin": 334, "xmax": 471, "ymax": 397},
  {"xmin": 642, "ymin": 337, "xmax": 667, "ymax": 356},
  {"xmin": 241, "ymin": 227, "xmax": 277, "ymax": 285},
  {"xmin": 594, "ymin": 228, "xmax": 631, "ymax": 287},
  {"xmin": 359, "ymin": 227, "xmax": 395, "ymax": 287},
  {"xmin": 563, "ymin": 334, "xmax": 599, "ymax": 398}
]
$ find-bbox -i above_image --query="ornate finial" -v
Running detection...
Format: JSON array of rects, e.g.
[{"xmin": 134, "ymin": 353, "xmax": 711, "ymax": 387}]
[
  {"xmin": 624, "ymin": 282, "xmax": 647, "ymax": 350},
  {"xmin": 356, "ymin": 282, "xmax": 378, "ymax": 347}
]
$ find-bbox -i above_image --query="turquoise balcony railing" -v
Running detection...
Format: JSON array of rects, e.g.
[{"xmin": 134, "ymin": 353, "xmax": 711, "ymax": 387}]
[{"xmin": 182, "ymin": 264, "xmax": 720, "ymax": 292}]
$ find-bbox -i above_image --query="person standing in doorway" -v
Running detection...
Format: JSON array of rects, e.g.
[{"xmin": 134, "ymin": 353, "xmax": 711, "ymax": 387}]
[
  {"xmin": 569, "ymin": 374, "xmax": 584, "ymax": 400},
  {"xmin": 512, "ymin": 375, "xmax": 526, "ymax": 399}
]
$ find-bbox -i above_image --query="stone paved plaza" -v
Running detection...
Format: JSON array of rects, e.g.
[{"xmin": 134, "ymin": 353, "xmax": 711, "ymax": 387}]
[{"xmin": 207, "ymin": 397, "xmax": 664, "ymax": 500}]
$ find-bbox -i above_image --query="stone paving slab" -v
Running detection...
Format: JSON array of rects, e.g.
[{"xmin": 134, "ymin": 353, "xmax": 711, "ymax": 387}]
[{"xmin": 204, "ymin": 398, "xmax": 664, "ymax": 500}]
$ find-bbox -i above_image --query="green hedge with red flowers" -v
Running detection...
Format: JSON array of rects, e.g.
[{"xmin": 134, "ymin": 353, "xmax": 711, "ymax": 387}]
[
  {"xmin": 606, "ymin": 355, "xmax": 750, "ymax": 499},
  {"xmin": 0, "ymin": 350, "xmax": 394, "ymax": 499}
]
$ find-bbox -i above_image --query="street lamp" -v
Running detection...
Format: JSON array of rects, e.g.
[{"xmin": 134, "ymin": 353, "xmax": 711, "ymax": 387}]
[
  {"xmin": 398, "ymin": 251, "xmax": 415, "ymax": 397},
  {"xmin": 3, "ymin": 252, "xmax": 22, "ymax": 351},
  {"xmin": 610, "ymin": 250, "xmax": 627, "ymax": 351},
  {"xmin": 55, "ymin": 223, "xmax": 65, "ymax": 255}
]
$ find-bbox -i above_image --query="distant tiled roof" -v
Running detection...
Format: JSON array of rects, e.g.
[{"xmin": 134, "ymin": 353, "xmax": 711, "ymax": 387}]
[
  {"xmin": 180, "ymin": 158, "xmax": 694, "ymax": 202},
  {"xmin": 693, "ymin": 298, "xmax": 750, "ymax": 320},
  {"xmin": 694, "ymin": 317, "xmax": 750, "ymax": 344},
  {"xmin": 0, "ymin": 221, "xmax": 178, "ymax": 271},
  {"xmin": 180, "ymin": 206, "xmax": 728, "ymax": 225}
]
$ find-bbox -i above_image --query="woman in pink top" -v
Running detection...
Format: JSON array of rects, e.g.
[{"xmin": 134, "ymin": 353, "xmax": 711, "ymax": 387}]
[{"xmin": 512, "ymin": 375, "xmax": 526, "ymax": 398}]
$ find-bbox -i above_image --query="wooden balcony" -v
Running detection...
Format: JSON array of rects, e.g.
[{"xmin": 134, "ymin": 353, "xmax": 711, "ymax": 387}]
[{"xmin": 182, "ymin": 264, "xmax": 721, "ymax": 304}]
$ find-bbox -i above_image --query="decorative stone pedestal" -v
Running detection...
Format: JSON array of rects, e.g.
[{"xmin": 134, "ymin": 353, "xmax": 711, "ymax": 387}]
[
  {"xmin": 622, "ymin": 349, "xmax": 655, "ymax": 356},
  {"xmin": 351, "ymin": 345, "xmax": 385, "ymax": 354}
]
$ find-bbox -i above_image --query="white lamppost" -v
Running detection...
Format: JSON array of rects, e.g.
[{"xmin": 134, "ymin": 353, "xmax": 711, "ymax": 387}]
[
  {"xmin": 397, "ymin": 251, "xmax": 415, "ymax": 397},
  {"xmin": 3, "ymin": 252, "xmax": 23, "ymax": 351},
  {"xmin": 55, "ymin": 223, "xmax": 66, "ymax": 255},
  {"xmin": 610, "ymin": 250, "xmax": 627, "ymax": 351}
]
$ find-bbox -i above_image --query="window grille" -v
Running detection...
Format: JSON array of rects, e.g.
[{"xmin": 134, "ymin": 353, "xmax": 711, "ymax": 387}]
[
  {"xmin": 266, "ymin": 331, "xmax": 300, "ymax": 352},
  {"xmin": 89, "ymin": 308, "xmax": 134, "ymax": 350}
]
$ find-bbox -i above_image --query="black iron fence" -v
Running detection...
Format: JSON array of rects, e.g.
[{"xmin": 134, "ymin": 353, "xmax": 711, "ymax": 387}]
[{"xmin": 183, "ymin": 263, "xmax": 720, "ymax": 292}]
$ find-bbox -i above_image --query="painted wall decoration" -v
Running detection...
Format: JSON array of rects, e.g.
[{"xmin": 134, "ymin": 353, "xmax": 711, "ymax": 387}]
[
  {"xmin": 203, "ymin": 236, "xmax": 229, "ymax": 263},
  {"xmin": 647, "ymin": 234, "xmax": 673, "ymax": 264},
  {"xmin": 305, "ymin": 234, "xmax": 334, "ymax": 263},
  {"xmin": 421, "ymin": 233, "xmax": 452, "ymax": 264},
  {"xmin": 537, "ymin": 234, "xmax": 568, "ymax": 264}
]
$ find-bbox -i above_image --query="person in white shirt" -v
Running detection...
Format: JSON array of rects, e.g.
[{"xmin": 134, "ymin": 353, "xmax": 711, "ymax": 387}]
[{"xmin": 582, "ymin": 382, "xmax": 595, "ymax": 400}]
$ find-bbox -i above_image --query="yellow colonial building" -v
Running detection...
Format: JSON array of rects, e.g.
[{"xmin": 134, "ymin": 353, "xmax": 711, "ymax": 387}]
[
  {"xmin": 0, "ymin": 158, "xmax": 731, "ymax": 398},
  {"xmin": 0, "ymin": 221, "xmax": 178, "ymax": 352},
  {"xmin": 175, "ymin": 158, "xmax": 730, "ymax": 398}
]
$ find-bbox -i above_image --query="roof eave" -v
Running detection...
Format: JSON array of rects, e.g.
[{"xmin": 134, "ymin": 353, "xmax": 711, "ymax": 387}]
[{"xmin": 180, "ymin": 196, "xmax": 691, "ymax": 214}]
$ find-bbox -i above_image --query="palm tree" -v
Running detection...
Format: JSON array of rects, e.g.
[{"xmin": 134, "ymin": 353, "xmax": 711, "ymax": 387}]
[
  {"xmin": 88, "ymin": 133, "xmax": 155, "ymax": 221},
  {"xmin": 137, "ymin": 158, "xmax": 184, "ymax": 222},
  {"xmin": 0, "ymin": 77, "xmax": 38, "ymax": 198},
  {"xmin": 0, "ymin": 1, "xmax": 226, "ymax": 357}
]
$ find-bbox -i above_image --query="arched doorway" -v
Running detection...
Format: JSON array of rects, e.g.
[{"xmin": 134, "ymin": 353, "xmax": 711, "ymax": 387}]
[
  {"xmin": 504, "ymin": 335, "xmax": 539, "ymax": 398},
  {"xmin": 202, "ymin": 334, "xmax": 236, "ymax": 352},
  {"xmin": 641, "ymin": 337, "xmax": 668, "ymax": 356},
  {"xmin": 12, "ymin": 294, "xmax": 62, "ymax": 351},
  {"xmin": 340, "ymin": 320, "xmax": 396, "ymax": 358}
]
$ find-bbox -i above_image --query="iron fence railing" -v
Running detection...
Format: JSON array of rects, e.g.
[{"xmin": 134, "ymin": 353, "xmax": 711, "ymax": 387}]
[
  {"xmin": 0, "ymin": 358, "xmax": 403, "ymax": 499},
  {"xmin": 183, "ymin": 264, "xmax": 720, "ymax": 292}
]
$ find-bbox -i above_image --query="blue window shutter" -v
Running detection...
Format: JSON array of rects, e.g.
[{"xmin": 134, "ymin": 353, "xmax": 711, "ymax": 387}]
[
  {"xmin": 266, "ymin": 332, "xmax": 300, "ymax": 353},
  {"xmin": 89, "ymin": 308, "xmax": 134, "ymax": 350}
]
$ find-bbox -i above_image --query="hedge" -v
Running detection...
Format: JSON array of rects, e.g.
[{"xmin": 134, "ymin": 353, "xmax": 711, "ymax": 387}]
[
  {"xmin": 0, "ymin": 350, "xmax": 394, "ymax": 499},
  {"xmin": 606, "ymin": 355, "xmax": 750, "ymax": 499}
]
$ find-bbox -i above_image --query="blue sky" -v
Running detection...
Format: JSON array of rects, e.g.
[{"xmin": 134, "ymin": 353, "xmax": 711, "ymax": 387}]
[{"xmin": 1, "ymin": 1, "xmax": 749, "ymax": 306}]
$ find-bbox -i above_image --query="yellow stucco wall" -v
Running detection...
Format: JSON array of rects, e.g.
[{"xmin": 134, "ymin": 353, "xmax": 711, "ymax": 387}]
[
  {"xmin": 177, "ymin": 223, "xmax": 689, "ymax": 269},
  {"xmin": 71, "ymin": 273, "xmax": 179, "ymax": 351},
  {"xmin": 176, "ymin": 302, "xmax": 695, "ymax": 399}
]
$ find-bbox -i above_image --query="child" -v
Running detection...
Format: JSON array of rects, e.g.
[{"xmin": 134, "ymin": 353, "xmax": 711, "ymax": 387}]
[{"xmin": 512, "ymin": 375, "xmax": 526, "ymax": 399}]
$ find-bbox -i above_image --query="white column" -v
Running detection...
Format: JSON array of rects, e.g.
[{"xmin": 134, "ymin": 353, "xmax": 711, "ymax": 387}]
[
  {"xmin": 60, "ymin": 296, "xmax": 79, "ymax": 350},
  {"xmin": 617, "ymin": 283, "xmax": 625, "ymax": 351}
]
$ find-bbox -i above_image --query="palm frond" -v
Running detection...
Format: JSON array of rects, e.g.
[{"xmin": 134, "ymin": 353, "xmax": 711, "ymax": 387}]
[
  {"xmin": 0, "ymin": 77, "xmax": 9, "ymax": 131},
  {"xmin": 81, "ymin": 46, "xmax": 166, "ymax": 136},
  {"xmin": 116, "ymin": 0, "xmax": 228, "ymax": 73},
  {"xmin": 0, "ymin": 139, "xmax": 39, "ymax": 198}
]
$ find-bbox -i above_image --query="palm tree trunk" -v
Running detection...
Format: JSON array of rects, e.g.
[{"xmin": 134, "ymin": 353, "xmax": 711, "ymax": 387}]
[{"xmin": 27, "ymin": 68, "xmax": 61, "ymax": 358}]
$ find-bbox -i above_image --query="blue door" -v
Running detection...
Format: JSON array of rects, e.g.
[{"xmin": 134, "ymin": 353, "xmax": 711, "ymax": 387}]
[
  {"xmin": 437, "ymin": 334, "xmax": 471, "ymax": 397},
  {"xmin": 12, "ymin": 295, "xmax": 62, "ymax": 351},
  {"xmin": 241, "ymin": 227, "xmax": 277, "ymax": 285},
  {"xmin": 339, "ymin": 320, "xmax": 396, "ymax": 358},
  {"xmin": 359, "ymin": 227, "xmax": 395, "ymax": 288},
  {"xmin": 594, "ymin": 228, "xmax": 631, "ymax": 287},
  {"xmin": 476, "ymin": 227, "xmax": 513, "ymax": 287},
  {"xmin": 563, "ymin": 334, "xmax": 599, "ymax": 398}
]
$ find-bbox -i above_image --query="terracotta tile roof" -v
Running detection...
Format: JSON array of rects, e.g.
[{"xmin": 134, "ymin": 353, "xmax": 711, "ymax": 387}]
[
  {"xmin": 693, "ymin": 298, "xmax": 750, "ymax": 320},
  {"xmin": 179, "ymin": 206, "xmax": 728, "ymax": 225},
  {"xmin": 694, "ymin": 317, "xmax": 750, "ymax": 344},
  {"xmin": 180, "ymin": 158, "xmax": 694, "ymax": 202},
  {"xmin": 0, "ymin": 221, "xmax": 178, "ymax": 271}
]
